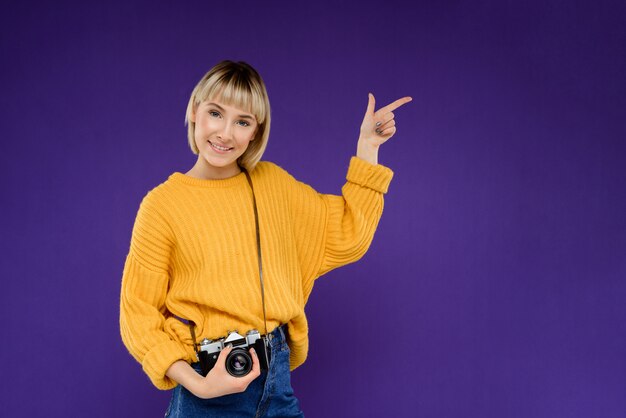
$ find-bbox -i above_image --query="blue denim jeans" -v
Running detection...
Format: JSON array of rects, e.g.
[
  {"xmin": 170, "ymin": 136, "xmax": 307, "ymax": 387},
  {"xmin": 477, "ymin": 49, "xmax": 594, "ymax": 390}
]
[{"xmin": 164, "ymin": 324, "xmax": 305, "ymax": 417}]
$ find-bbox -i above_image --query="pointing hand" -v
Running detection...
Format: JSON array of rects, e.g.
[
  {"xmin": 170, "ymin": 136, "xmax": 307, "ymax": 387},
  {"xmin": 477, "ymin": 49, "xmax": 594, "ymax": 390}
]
[{"xmin": 359, "ymin": 93, "xmax": 412, "ymax": 147}]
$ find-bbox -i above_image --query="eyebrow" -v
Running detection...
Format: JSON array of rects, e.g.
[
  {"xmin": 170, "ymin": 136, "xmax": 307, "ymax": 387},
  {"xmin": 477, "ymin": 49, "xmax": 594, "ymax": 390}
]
[{"xmin": 207, "ymin": 102, "xmax": 255, "ymax": 121}]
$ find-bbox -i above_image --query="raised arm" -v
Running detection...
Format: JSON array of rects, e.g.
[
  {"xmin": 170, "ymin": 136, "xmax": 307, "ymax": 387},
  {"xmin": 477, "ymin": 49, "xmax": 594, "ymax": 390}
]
[{"xmin": 290, "ymin": 93, "xmax": 411, "ymax": 296}]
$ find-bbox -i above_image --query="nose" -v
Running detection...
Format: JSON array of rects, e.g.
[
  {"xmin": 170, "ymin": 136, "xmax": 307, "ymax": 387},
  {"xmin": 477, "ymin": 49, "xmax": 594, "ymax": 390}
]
[{"xmin": 217, "ymin": 120, "xmax": 233, "ymax": 140}]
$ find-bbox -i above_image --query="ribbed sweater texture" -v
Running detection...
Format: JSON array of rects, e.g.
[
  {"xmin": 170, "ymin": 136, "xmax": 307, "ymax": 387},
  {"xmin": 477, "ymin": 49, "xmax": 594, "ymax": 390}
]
[{"xmin": 119, "ymin": 156, "xmax": 394, "ymax": 390}]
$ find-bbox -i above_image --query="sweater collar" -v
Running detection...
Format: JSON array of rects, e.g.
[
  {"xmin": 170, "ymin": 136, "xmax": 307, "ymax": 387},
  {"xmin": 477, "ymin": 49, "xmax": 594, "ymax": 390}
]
[{"xmin": 168, "ymin": 170, "xmax": 248, "ymax": 188}]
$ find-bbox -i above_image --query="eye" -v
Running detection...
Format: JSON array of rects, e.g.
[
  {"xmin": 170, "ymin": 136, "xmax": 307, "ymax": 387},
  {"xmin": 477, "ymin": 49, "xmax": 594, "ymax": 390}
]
[
  {"xmin": 208, "ymin": 110, "xmax": 221, "ymax": 118},
  {"xmin": 237, "ymin": 120, "xmax": 250, "ymax": 127}
]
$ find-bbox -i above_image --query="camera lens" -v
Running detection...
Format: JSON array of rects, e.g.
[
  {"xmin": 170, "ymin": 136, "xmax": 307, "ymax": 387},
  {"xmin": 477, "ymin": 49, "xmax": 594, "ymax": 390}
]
[{"xmin": 226, "ymin": 348, "xmax": 252, "ymax": 377}]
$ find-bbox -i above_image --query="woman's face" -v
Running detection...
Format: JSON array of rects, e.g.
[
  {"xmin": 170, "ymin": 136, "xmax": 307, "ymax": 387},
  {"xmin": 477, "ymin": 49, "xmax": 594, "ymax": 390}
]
[{"xmin": 191, "ymin": 97, "xmax": 258, "ymax": 177}]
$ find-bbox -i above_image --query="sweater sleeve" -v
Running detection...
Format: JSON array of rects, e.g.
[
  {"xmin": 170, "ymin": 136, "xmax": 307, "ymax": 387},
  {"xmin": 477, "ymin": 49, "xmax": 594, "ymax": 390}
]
[
  {"xmin": 288, "ymin": 156, "xmax": 394, "ymax": 295},
  {"xmin": 119, "ymin": 192, "xmax": 188, "ymax": 390}
]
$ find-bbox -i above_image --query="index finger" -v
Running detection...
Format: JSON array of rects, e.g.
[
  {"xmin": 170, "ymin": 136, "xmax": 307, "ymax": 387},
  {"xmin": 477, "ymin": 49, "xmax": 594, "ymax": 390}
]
[
  {"xmin": 376, "ymin": 96, "xmax": 413, "ymax": 115},
  {"xmin": 249, "ymin": 348, "xmax": 261, "ymax": 377}
]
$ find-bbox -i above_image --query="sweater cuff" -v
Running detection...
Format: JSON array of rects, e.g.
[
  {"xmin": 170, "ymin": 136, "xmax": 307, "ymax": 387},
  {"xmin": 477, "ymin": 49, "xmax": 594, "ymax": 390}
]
[
  {"xmin": 346, "ymin": 156, "xmax": 394, "ymax": 194},
  {"xmin": 142, "ymin": 339, "xmax": 191, "ymax": 390}
]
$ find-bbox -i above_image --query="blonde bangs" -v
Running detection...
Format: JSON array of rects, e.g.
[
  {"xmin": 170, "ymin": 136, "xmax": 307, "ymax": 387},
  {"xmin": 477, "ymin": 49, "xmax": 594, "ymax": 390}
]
[{"xmin": 195, "ymin": 72, "xmax": 267, "ymax": 124}]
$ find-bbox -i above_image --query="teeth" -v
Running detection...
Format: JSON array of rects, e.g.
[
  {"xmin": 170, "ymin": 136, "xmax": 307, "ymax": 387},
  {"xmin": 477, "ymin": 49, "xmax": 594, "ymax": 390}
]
[{"xmin": 210, "ymin": 141, "xmax": 232, "ymax": 151}]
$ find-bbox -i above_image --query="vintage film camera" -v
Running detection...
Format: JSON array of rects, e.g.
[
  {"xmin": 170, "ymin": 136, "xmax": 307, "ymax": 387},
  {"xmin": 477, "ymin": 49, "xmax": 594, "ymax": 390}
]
[{"xmin": 198, "ymin": 329, "xmax": 271, "ymax": 377}]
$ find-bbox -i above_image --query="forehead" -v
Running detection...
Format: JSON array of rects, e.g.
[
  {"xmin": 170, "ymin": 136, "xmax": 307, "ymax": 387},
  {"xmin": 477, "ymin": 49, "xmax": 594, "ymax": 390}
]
[
  {"xmin": 202, "ymin": 98, "xmax": 255, "ymax": 119},
  {"xmin": 195, "ymin": 80, "xmax": 265, "ymax": 122}
]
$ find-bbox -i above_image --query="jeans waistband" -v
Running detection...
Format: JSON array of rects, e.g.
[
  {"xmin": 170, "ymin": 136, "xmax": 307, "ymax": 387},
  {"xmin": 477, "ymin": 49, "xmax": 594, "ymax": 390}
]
[{"xmin": 266, "ymin": 324, "xmax": 287, "ymax": 349}]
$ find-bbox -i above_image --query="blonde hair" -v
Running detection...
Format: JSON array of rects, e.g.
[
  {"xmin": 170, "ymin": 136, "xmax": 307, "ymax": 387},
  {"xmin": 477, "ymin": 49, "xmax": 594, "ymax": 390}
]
[{"xmin": 185, "ymin": 60, "xmax": 271, "ymax": 171}]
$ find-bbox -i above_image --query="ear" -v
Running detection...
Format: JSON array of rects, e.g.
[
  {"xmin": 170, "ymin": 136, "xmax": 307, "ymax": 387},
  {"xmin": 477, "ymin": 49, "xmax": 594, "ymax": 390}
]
[
  {"xmin": 190, "ymin": 102, "xmax": 201, "ymax": 123},
  {"xmin": 251, "ymin": 124, "xmax": 261, "ymax": 140}
]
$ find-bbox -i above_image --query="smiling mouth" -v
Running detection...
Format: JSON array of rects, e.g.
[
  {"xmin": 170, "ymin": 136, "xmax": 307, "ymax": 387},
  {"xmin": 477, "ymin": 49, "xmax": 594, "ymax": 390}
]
[{"xmin": 208, "ymin": 140, "xmax": 234, "ymax": 151}]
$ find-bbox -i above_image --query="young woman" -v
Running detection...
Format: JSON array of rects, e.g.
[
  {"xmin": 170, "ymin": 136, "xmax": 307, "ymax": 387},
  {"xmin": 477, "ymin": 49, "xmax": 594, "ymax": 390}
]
[{"xmin": 119, "ymin": 60, "xmax": 411, "ymax": 417}]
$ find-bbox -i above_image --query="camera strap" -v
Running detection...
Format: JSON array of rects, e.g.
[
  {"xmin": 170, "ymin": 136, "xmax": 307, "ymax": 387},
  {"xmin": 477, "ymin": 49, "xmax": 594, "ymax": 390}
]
[
  {"xmin": 185, "ymin": 165, "xmax": 269, "ymax": 353},
  {"xmin": 242, "ymin": 166, "xmax": 270, "ymax": 339}
]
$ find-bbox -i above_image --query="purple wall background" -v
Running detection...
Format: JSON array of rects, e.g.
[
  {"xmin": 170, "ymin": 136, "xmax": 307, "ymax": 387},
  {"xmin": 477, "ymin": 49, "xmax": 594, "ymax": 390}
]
[{"xmin": 1, "ymin": 0, "xmax": 625, "ymax": 417}]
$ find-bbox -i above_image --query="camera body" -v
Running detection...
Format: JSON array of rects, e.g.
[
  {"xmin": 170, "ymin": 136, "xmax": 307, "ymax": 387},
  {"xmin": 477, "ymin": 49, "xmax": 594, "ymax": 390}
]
[{"xmin": 198, "ymin": 329, "xmax": 271, "ymax": 377}]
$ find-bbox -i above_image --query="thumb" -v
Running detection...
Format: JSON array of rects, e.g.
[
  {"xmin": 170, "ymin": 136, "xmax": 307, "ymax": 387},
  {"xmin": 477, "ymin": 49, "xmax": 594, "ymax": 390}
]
[
  {"xmin": 216, "ymin": 345, "xmax": 233, "ymax": 368},
  {"xmin": 366, "ymin": 92, "xmax": 376, "ymax": 115}
]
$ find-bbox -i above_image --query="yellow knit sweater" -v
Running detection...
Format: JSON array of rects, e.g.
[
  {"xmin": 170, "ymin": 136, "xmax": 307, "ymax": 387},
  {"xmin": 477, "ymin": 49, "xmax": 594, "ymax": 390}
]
[{"xmin": 119, "ymin": 156, "xmax": 394, "ymax": 390}]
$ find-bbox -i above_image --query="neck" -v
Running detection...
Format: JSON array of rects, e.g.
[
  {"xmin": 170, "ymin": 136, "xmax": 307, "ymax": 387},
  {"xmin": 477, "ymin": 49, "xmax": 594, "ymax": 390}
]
[{"xmin": 185, "ymin": 158, "xmax": 242, "ymax": 180}]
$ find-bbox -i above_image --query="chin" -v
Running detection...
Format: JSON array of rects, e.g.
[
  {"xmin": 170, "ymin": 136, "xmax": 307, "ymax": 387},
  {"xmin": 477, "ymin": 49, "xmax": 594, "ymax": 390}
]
[{"xmin": 202, "ymin": 153, "xmax": 238, "ymax": 168}]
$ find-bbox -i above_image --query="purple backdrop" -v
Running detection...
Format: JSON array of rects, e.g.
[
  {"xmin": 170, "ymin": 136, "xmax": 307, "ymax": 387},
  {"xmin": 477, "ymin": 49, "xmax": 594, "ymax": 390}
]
[{"xmin": 1, "ymin": 0, "xmax": 625, "ymax": 417}]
